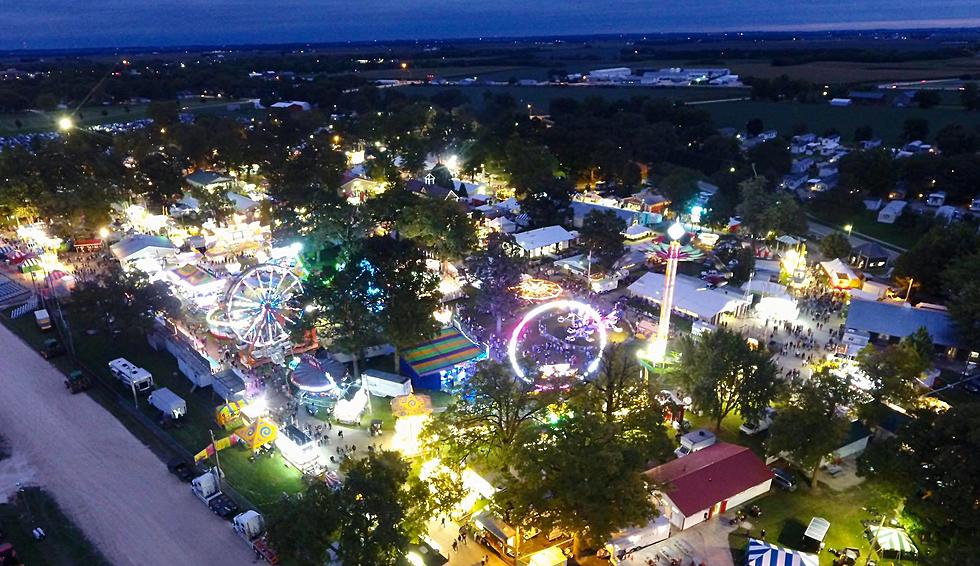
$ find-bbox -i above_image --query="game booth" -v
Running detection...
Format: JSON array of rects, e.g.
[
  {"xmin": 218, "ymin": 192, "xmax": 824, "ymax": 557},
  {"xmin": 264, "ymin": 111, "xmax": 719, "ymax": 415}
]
[
  {"xmin": 744, "ymin": 539, "xmax": 818, "ymax": 566},
  {"xmin": 400, "ymin": 327, "xmax": 485, "ymax": 390}
]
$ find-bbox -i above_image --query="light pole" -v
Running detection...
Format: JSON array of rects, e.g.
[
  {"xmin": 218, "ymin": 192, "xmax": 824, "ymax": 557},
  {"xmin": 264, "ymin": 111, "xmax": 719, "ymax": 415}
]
[
  {"xmin": 645, "ymin": 221, "xmax": 685, "ymax": 363},
  {"xmin": 843, "ymin": 224, "xmax": 853, "ymax": 239}
]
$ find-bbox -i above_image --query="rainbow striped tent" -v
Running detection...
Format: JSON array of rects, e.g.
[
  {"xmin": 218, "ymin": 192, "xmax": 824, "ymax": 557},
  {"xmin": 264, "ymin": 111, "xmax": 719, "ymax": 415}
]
[
  {"xmin": 171, "ymin": 264, "xmax": 218, "ymax": 287},
  {"xmin": 400, "ymin": 327, "xmax": 483, "ymax": 389}
]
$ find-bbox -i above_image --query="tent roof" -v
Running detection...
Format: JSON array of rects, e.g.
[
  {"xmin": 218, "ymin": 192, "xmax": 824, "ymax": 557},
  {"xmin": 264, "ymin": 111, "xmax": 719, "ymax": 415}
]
[
  {"xmin": 628, "ymin": 271, "xmax": 748, "ymax": 321},
  {"xmin": 745, "ymin": 539, "xmax": 819, "ymax": 566},
  {"xmin": 645, "ymin": 443, "xmax": 772, "ymax": 517},
  {"xmin": 171, "ymin": 264, "xmax": 218, "ymax": 287},
  {"xmin": 867, "ymin": 526, "xmax": 918, "ymax": 554},
  {"xmin": 110, "ymin": 234, "xmax": 176, "ymax": 260},
  {"xmin": 185, "ymin": 170, "xmax": 233, "ymax": 186},
  {"xmin": 846, "ymin": 299, "xmax": 965, "ymax": 348},
  {"xmin": 401, "ymin": 327, "xmax": 482, "ymax": 377},
  {"xmin": 819, "ymin": 258, "xmax": 859, "ymax": 283},
  {"xmin": 803, "ymin": 517, "xmax": 830, "ymax": 542},
  {"xmin": 852, "ymin": 241, "xmax": 889, "ymax": 258},
  {"xmin": 514, "ymin": 225, "xmax": 575, "ymax": 251}
]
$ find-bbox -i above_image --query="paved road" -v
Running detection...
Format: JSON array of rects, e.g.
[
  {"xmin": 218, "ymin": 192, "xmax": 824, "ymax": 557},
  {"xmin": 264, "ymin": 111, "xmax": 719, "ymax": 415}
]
[{"xmin": 0, "ymin": 324, "xmax": 256, "ymax": 566}]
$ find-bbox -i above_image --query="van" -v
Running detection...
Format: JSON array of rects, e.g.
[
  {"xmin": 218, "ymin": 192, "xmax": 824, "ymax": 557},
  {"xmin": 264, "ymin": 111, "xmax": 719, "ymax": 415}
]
[
  {"xmin": 34, "ymin": 309, "xmax": 52, "ymax": 331},
  {"xmin": 674, "ymin": 428, "xmax": 716, "ymax": 458}
]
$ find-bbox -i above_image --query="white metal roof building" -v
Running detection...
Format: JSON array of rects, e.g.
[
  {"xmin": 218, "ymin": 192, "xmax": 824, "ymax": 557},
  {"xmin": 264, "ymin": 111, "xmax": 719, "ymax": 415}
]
[
  {"xmin": 628, "ymin": 271, "xmax": 749, "ymax": 324},
  {"xmin": 512, "ymin": 226, "xmax": 576, "ymax": 258}
]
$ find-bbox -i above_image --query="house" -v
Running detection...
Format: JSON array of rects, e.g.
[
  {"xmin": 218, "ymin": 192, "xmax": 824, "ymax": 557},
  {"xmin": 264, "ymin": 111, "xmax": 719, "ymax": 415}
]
[
  {"xmin": 269, "ymin": 100, "xmax": 312, "ymax": 111},
  {"xmin": 644, "ymin": 443, "xmax": 772, "ymax": 531},
  {"xmin": 110, "ymin": 234, "xmax": 177, "ymax": 271},
  {"xmin": 850, "ymin": 242, "xmax": 890, "ymax": 270},
  {"xmin": 407, "ymin": 175, "xmax": 465, "ymax": 202},
  {"xmin": 587, "ymin": 67, "xmax": 632, "ymax": 81},
  {"xmin": 781, "ymin": 173, "xmax": 809, "ymax": 191},
  {"xmin": 791, "ymin": 158, "xmax": 814, "ymax": 175},
  {"xmin": 847, "ymin": 91, "xmax": 887, "ymax": 105},
  {"xmin": 184, "ymin": 170, "xmax": 236, "ymax": 193},
  {"xmin": 877, "ymin": 200, "xmax": 907, "ymax": 224},
  {"xmin": 512, "ymin": 225, "xmax": 576, "ymax": 258},
  {"xmin": 628, "ymin": 272, "xmax": 749, "ymax": 324},
  {"xmin": 845, "ymin": 299, "xmax": 974, "ymax": 358}
]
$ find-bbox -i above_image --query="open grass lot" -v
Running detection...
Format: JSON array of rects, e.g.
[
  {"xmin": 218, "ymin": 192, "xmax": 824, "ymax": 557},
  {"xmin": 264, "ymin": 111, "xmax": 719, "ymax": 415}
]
[
  {"xmin": 806, "ymin": 207, "xmax": 924, "ymax": 251},
  {"xmin": 729, "ymin": 480, "xmax": 915, "ymax": 566},
  {"xmin": 0, "ymin": 487, "xmax": 112, "ymax": 566},
  {"xmin": 701, "ymin": 99, "xmax": 980, "ymax": 144},
  {"xmin": 711, "ymin": 56, "xmax": 980, "ymax": 85},
  {"xmin": 398, "ymin": 84, "xmax": 749, "ymax": 110}
]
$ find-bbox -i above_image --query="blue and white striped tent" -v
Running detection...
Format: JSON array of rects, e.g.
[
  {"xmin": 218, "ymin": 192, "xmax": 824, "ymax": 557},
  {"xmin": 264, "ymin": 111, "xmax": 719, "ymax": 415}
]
[{"xmin": 745, "ymin": 539, "xmax": 819, "ymax": 566}]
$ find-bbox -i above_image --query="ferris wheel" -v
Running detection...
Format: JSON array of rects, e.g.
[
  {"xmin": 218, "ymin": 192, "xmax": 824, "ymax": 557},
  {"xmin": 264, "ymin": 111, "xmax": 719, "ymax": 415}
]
[{"xmin": 225, "ymin": 263, "xmax": 303, "ymax": 352}]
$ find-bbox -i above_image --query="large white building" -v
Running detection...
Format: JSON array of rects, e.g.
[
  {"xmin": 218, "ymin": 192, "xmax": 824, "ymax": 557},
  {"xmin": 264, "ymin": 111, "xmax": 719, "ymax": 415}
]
[
  {"xmin": 587, "ymin": 67, "xmax": 632, "ymax": 82},
  {"xmin": 628, "ymin": 271, "xmax": 749, "ymax": 324},
  {"xmin": 512, "ymin": 225, "xmax": 576, "ymax": 258}
]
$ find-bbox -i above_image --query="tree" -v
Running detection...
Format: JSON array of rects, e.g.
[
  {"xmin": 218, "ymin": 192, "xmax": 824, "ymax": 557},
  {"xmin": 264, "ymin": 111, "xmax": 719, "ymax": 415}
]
[
  {"xmin": 912, "ymin": 90, "xmax": 942, "ymax": 109},
  {"xmin": 467, "ymin": 232, "xmax": 525, "ymax": 335},
  {"xmin": 961, "ymin": 82, "xmax": 980, "ymax": 111},
  {"xmin": 499, "ymin": 411, "xmax": 657, "ymax": 557},
  {"xmin": 735, "ymin": 177, "xmax": 807, "ymax": 236},
  {"xmin": 895, "ymin": 224, "xmax": 980, "ymax": 302},
  {"xmin": 942, "ymin": 251, "xmax": 980, "ymax": 351},
  {"xmin": 853, "ymin": 125, "xmax": 874, "ymax": 142},
  {"xmin": 333, "ymin": 452, "xmax": 433, "ymax": 566},
  {"xmin": 858, "ymin": 403, "xmax": 980, "ymax": 561},
  {"xmin": 672, "ymin": 328, "xmax": 782, "ymax": 430},
  {"xmin": 520, "ymin": 178, "xmax": 573, "ymax": 229},
  {"xmin": 266, "ymin": 483, "xmax": 341, "ymax": 566},
  {"xmin": 657, "ymin": 168, "xmax": 700, "ymax": 207},
  {"xmin": 363, "ymin": 236, "xmax": 441, "ymax": 372},
  {"xmin": 934, "ymin": 123, "xmax": 978, "ymax": 155},
  {"xmin": 573, "ymin": 343, "xmax": 674, "ymax": 462},
  {"xmin": 902, "ymin": 118, "xmax": 930, "ymax": 142},
  {"xmin": 902, "ymin": 326, "xmax": 935, "ymax": 363},
  {"xmin": 578, "ymin": 210, "xmax": 626, "ymax": 270},
  {"xmin": 856, "ymin": 342, "xmax": 928, "ymax": 412},
  {"xmin": 429, "ymin": 163, "xmax": 454, "ymax": 189},
  {"xmin": 397, "ymin": 199, "xmax": 476, "ymax": 263},
  {"xmin": 70, "ymin": 263, "xmax": 181, "ymax": 336},
  {"xmin": 746, "ymin": 117, "xmax": 765, "ymax": 137},
  {"xmin": 768, "ymin": 369, "xmax": 853, "ymax": 486},
  {"xmin": 838, "ymin": 149, "xmax": 896, "ymax": 198},
  {"xmin": 820, "ymin": 232, "xmax": 852, "ymax": 259},
  {"xmin": 147, "ymin": 100, "xmax": 179, "ymax": 127},
  {"xmin": 747, "ymin": 139, "xmax": 792, "ymax": 180},
  {"xmin": 422, "ymin": 361, "xmax": 553, "ymax": 467}
]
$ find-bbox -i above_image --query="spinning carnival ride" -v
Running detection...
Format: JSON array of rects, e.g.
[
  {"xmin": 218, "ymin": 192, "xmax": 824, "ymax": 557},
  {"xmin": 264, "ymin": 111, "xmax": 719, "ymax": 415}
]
[{"xmin": 225, "ymin": 263, "xmax": 303, "ymax": 359}]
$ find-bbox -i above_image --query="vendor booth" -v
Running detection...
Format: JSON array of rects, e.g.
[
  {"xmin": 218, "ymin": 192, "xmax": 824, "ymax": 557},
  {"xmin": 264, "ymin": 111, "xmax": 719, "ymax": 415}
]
[
  {"xmin": 236, "ymin": 417, "xmax": 278, "ymax": 452},
  {"xmin": 362, "ymin": 369, "xmax": 413, "ymax": 398},
  {"xmin": 276, "ymin": 424, "xmax": 319, "ymax": 472},
  {"xmin": 400, "ymin": 327, "xmax": 484, "ymax": 390},
  {"xmin": 212, "ymin": 369, "xmax": 246, "ymax": 402},
  {"xmin": 745, "ymin": 539, "xmax": 818, "ymax": 566},
  {"xmin": 866, "ymin": 525, "xmax": 918, "ymax": 560},
  {"xmin": 819, "ymin": 259, "xmax": 862, "ymax": 290}
]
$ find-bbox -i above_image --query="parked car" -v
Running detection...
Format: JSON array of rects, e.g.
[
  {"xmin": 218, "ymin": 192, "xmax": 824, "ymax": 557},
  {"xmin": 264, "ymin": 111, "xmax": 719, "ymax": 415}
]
[
  {"xmin": 40, "ymin": 338, "xmax": 65, "ymax": 359},
  {"xmin": 167, "ymin": 458, "xmax": 199, "ymax": 482},
  {"xmin": 770, "ymin": 467, "xmax": 798, "ymax": 491},
  {"xmin": 739, "ymin": 407, "xmax": 777, "ymax": 435}
]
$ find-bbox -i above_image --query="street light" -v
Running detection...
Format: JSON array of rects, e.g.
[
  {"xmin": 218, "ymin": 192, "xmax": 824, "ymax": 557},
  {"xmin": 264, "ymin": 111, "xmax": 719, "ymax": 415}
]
[
  {"xmin": 844, "ymin": 224, "xmax": 853, "ymax": 238},
  {"xmin": 57, "ymin": 116, "xmax": 74, "ymax": 132}
]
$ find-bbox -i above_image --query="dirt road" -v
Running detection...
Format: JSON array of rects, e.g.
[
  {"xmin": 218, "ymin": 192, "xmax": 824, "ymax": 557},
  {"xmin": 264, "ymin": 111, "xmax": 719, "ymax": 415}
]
[{"xmin": 0, "ymin": 324, "xmax": 256, "ymax": 566}]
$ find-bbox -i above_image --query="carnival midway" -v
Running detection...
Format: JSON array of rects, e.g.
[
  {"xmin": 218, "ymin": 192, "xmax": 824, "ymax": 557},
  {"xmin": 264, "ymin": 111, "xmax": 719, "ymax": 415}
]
[{"xmin": 0, "ymin": 143, "xmax": 944, "ymax": 566}]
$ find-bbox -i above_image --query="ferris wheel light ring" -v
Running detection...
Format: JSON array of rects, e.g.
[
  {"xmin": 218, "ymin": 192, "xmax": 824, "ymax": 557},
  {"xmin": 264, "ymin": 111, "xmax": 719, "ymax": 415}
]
[{"xmin": 507, "ymin": 299, "xmax": 607, "ymax": 381}]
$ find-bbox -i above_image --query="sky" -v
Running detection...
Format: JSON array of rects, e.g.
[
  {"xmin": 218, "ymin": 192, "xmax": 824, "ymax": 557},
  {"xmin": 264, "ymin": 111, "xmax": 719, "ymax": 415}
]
[{"xmin": 2, "ymin": 1, "xmax": 979, "ymax": 50}]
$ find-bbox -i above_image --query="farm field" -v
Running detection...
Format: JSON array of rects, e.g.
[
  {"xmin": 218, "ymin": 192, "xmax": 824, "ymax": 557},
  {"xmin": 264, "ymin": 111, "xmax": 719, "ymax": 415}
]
[
  {"xmin": 398, "ymin": 83, "xmax": 749, "ymax": 109},
  {"xmin": 699, "ymin": 99, "xmax": 980, "ymax": 143}
]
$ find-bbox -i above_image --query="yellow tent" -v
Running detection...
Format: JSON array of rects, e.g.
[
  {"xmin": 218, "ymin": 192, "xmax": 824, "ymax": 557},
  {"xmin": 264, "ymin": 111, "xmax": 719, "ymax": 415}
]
[
  {"xmin": 216, "ymin": 400, "xmax": 248, "ymax": 428},
  {"xmin": 236, "ymin": 417, "xmax": 278, "ymax": 451}
]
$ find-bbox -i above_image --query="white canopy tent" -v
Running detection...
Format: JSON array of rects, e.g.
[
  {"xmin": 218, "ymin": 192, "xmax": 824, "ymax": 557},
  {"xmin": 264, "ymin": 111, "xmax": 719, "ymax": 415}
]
[{"xmin": 745, "ymin": 539, "xmax": 818, "ymax": 566}]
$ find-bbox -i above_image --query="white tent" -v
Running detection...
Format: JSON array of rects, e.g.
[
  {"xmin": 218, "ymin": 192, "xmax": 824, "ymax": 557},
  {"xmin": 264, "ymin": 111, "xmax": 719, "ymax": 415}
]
[
  {"xmin": 628, "ymin": 271, "xmax": 749, "ymax": 323},
  {"xmin": 867, "ymin": 525, "xmax": 918, "ymax": 557},
  {"xmin": 745, "ymin": 539, "xmax": 818, "ymax": 566}
]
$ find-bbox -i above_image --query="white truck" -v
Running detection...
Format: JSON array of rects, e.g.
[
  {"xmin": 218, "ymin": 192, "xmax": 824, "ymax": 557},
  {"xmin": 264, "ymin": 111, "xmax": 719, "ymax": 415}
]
[
  {"xmin": 232, "ymin": 511, "xmax": 279, "ymax": 564},
  {"xmin": 108, "ymin": 358, "xmax": 154, "ymax": 392},
  {"xmin": 191, "ymin": 468, "xmax": 239, "ymax": 519},
  {"xmin": 34, "ymin": 309, "xmax": 52, "ymax": 331},
  {"xmin": 739, "ymin": 407, "xmax": 777, "ymax": 436},
  {"xmin": 674, "ymin": 428, "xmax": 717, "ymax": 458},
  {"xmin": 148, "ymin": 388, "xmax": 187, "ymax": 419}
]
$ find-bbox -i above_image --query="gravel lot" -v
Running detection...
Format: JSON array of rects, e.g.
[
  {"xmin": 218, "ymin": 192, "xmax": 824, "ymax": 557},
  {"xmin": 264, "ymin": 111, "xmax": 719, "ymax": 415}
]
[{"xmin": 0, "ymin": 324, "xmax": 256, "ymax": 566}]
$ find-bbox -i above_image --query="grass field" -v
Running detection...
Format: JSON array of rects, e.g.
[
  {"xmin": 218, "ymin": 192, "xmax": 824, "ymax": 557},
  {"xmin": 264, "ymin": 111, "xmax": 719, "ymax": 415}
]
[
  {"xmin": 0, "ymin": 487, "xmax": 111, "ymax": 566},
  {"xmin": 699, "ymin": 99, "xmax": 980, "ymax": 144},
  {"xmin": 398, "ymin": 84, "xmax": 749, "ymax": 111},
  {"xmin": 729, "ymin": 480, "xmax": 914, "ymax": 565}
]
